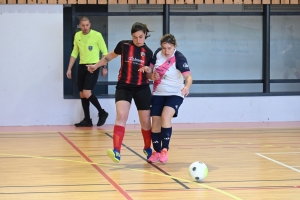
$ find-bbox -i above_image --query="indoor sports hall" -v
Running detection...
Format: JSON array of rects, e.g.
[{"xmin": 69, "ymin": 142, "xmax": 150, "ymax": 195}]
[{"xmin": 0, "ymin": 2, "xmax": 300, "ymax": 200}]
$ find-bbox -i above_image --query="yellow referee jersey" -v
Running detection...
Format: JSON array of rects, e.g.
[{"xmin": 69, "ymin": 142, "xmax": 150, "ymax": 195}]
[{"xmin": 71, "ymin": 29, "xmax": 108, "ymax": 64}]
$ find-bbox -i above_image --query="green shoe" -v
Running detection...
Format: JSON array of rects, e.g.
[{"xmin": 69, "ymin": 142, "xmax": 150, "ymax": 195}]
[{"xmin": 107, "ymin": 149, "xmax": 121, "ymax": 163}]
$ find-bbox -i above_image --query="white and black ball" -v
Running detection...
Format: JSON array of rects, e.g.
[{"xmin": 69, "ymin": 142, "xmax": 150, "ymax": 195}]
[{"xmin": 188, "ymin": 161, "xmax": 208, "ymax": 182}]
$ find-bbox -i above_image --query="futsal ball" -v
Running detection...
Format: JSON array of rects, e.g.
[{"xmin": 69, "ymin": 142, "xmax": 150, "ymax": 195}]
[{"xmin": 188, "ymin": 161, "xmax": 208, "ymax": 182}]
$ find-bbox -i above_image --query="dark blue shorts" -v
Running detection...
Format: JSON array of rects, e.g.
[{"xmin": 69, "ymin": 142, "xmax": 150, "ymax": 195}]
[{"xmin": 150, "ymin": 95, "xmax": 184, "ymax": 118}]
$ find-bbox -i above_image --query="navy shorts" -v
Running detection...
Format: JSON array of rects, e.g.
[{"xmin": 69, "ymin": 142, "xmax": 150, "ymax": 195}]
[
  {"xmin": 77, "ymin": 64, "xmax": 99, "ymax": 91},
  {"xmin": 150, "ymin": 95, "xmax": 184, "ymax": 118},
  {"xmin": 115, "ymin": 84, "xmax": 152, "ymax": 110}
]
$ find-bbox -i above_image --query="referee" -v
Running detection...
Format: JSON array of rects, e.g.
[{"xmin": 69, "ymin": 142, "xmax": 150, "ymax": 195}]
[{"xmin": 66, "ymin": 16, "xmax": 108, "ymax": 127}]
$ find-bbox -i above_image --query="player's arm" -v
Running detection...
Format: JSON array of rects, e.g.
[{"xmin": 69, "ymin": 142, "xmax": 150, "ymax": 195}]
[
  {"xmin": 97, "ymin": 33, "xmax": 108, "ymax": 58},
  {"xmin": 183, "ymin": 73, "xmax": 193, "ymax": 89},
  {"xmin": 66, "ymin": 38, "xmax": 79, "ymax": 79},
  {"xmin": 87, "ymin": 51, "xmax": 118, "ymax": 72},
  {"xmin": 181, "ymin": 72, "xmax": 192, "ymax": 97}
]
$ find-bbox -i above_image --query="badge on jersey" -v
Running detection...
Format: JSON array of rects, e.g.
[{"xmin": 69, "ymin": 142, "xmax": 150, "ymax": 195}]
[
  {"xmin": 183, "ymin": 62, "xmax": 189, "ymax": 68},
  {"xmin": 88, "ymin": 46, "xmax": 93, "ymax": 51},
  {"xmin": 141, "ymin": 52, "xmax": 145, "ymax": 57}
]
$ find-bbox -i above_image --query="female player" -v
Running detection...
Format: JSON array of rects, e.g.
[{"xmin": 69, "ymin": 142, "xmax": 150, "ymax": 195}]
[
  {"xmin": 87, "ymin": 22, "xmax": 153, "ymax": 163},
  {"xmin": 139, "ymin": 34, "xmax": 193, "ymax": 163}
]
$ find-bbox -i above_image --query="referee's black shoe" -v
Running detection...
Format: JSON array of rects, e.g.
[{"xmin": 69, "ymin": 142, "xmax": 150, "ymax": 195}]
[
  {"xmin": 97, "ymin": 110, "xmax": 108, "ymax": 126},
  {"xmin": 75, "ymin": 118, "xmax": 93, "ymax": 127}
]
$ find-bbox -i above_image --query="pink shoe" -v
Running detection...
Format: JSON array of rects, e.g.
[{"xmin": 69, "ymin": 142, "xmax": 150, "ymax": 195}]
[
  {"xmin": 148, "ymin": 151, "xmax": 161, "ymax": 163},
  {"xmin": 159, "ymin": 148, "xmax": 168, "ymax": 163}
]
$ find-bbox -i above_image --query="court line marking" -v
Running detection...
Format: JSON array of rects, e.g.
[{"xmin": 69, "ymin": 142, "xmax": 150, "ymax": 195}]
[
  {"xmin": 255, "ymin": 153, "xmax": 300, "ymax": 173},
  {"xmin": 57, "ymin": 132, "xmax": 133, "ymax": 200},
  {"xmin": 256, "ymin": 152, "xmax": 300, "ymax": 155},
  {"xmin": 104, "ymin": 132, "xmax": 190, "ymax": 189},
  {"xmin": 0, "ymin": 153, "xmax": 242, "ymax": 200}
]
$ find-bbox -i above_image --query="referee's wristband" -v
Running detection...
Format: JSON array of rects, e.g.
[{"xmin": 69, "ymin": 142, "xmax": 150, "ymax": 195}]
[{"xmin": 102, "ymin": 65, "xmax": 107, "ymax": 69}]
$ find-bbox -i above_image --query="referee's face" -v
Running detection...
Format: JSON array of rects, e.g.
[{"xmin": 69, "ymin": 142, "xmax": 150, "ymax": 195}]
[
  {"xmin": 132, "ymin": 31, "xmax": 146, "ymax": 47},
  {"xmin": 80, "ymin": 20, "xmax": 91, "ymax": 35},
  {"xmin": 161, "ymin": 42, "xmax": 176, "ymax": 58}
]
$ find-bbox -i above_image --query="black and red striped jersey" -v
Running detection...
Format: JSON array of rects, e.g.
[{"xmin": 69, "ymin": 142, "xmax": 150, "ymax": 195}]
[{"xmin": 114, "ymin": 40, "xmax": 153, "ymax": 87}]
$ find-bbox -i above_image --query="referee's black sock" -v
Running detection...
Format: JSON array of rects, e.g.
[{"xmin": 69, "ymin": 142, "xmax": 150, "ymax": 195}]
[
  {"xmin": 88, "ymin": 94, "xmax": 103, "ymax": 113},
  {"xmin": 81, "ymin": 98, "xmax": 90, "ymax": 120}
]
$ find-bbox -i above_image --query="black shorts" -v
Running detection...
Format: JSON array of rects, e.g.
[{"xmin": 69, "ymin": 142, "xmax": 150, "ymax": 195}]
[
  {"xmin": 150, "ymin": 95, "xmax": 184, "ymax": 118},
  {"xmin": 77, "ymin": 64, "xmax": 100, "ymax": 91},
  {"xmin": 115, "ymin": 84, "xmax": 151, "ymax": 110}
]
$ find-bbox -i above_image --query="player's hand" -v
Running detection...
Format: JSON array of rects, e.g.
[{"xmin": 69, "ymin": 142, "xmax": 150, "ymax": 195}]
[
  {"xmin": 101, "ymin": 67, "xmax": 108, "ymax": 76},
  {"xmin": 181, "ymin": 86, "xmax": 189, "ymax": 97},
  {"xmin": 138, "ymin": 66, "xmax": 152, "ymax": 73},
  {"xmin": 151, "ymin": 71, "xmax": 160, "ymax": 80},
  {"xmin": 66, "ymin": 69, "xmax": 72, "ymax": 79},
  {"xmin": 86, "ymin": 64, "xmax": 96, "ymax": 73}
]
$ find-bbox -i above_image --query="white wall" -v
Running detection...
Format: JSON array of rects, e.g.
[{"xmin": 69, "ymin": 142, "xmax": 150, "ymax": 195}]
[{"xmin": 0, "ymin": 5, "xmax": 299, "ymax": 126}]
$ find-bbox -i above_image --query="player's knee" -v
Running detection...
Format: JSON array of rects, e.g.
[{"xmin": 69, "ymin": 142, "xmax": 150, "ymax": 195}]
[
  {"xmin": 82, "ymin": 90, "xmax": 91, "ymax": 98},
  {"xmin": 116, "ymin": 112, "xmax": 128, "ymax": 123},
  {"xmin": 79, "ymin": 92, "xmax": 85, "ymax": 98}
]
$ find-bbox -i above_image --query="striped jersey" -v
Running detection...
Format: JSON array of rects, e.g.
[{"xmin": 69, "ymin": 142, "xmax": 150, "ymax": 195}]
[
  {"xmin": 114, "ymin": 40, "xmax": 153, "ymax": 87},
  {"xmin": 150, "ymin": 48, "xmax": 190, "ymax": 97}
]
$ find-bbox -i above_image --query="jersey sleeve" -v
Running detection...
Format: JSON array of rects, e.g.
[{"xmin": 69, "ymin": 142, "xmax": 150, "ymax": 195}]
[
  {"xmin": 71, "ymin": 33, "xmax": 79, "ymax": 58},
  {"xmin": 114, "ymin": 41, "xmax": 123, "ymax": 55},
  {"xmin": 175, "ymin": 51, "xmax": 190, "ymax": 74},
  {"xmin": 150, "ymin": 48, "xmax": 161, "ymax": 67},
  {"xmin": 97, "ymin": 32, "xmax": 108, "ymax": 56},
  {"xmin": 145, "ymin": 49, "xmax": 153, "ymax": 66}
]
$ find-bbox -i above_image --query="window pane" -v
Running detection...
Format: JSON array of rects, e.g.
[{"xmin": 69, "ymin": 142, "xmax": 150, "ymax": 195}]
[
  {"xmin": 270, "ymin": 16, "xmax": 300, "ymax": 80},
  {"xmin": 170, "ymin": 16, "xmax": 263, "ymax": 81},
  {"xmin": 107, "ymin": 16, "xmax": 163, "ymax": 94},
  {"xmin": 190, "ymin": 84, "xmax": 262, "ymax": 93},
  {"xmin": 271, "ymin": 83, "xmax": 300, "ymax": 92}
]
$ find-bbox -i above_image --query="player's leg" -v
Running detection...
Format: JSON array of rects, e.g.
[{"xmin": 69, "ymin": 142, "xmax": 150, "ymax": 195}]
[
  {"xmin": 83, "ymin": 67, "xmax": 108, "ymax": 126},
  {"xmin": 148, "ymin": 116, "xmax": 162, "ymax": 163},
  {"xmin": 147, "ymin": 95, "xmax": 165, "ymax": 162},
  {"xmin": 160, "ymin": 96, "xmax": 183, "ymax": 163},
  {"xmin": 107, "ymin": 88, "xmax": 132, "ymax": 163},
  {"xmin": 75, "ymin": 64, "xmax": 92, "ymax": 127},
  {"xmin": 133, "ymin": 86, "xmax": 152, "ymax": 159}
]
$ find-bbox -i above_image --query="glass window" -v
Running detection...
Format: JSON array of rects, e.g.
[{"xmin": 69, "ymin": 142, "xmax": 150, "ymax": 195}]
[
  {"xmin": 270, "ymin": 16, "xmax": 300, "ymax": 80},
  {"xmin": 170, "ymin": 16, "xmax": 263, "ymax": 84}
]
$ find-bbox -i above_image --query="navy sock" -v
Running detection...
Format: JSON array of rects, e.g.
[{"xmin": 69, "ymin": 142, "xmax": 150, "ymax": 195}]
[
  {"xmin": 161, "ymin": 127, "xmax": 172, "ymax": 150},
  {"xmin": 151, "ymin": 132, "xmax": 162, "ymax": 153}
]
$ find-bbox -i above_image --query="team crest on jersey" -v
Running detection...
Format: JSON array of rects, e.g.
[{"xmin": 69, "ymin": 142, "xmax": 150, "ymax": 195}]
[
  {"xmin": 140, "ymin": 52, "xmax": 145, "ymax": 57},
  {"xmin": 88, "ymin": 46, "xmax": 93, "ymax": 51},
  {"xmin": 183, "ymin": 62, "xmax": 189, "ymax": 68}
]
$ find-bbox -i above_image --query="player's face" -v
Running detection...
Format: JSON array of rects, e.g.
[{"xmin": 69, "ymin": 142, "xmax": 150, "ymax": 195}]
[
  {"xmin": 80, "ymin": 20, "xmax": 91, "ymax": 35},
  {"xmin": 132, "ymin": 31, "xmax": 146, "ymax": 47},
  {"xmin": 161, "ymin": 42, "xmax": 176, "ymax": 58}
]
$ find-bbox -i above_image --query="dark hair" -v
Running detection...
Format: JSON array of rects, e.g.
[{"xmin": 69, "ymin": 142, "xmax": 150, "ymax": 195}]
[
  {"xmin": 160, "ymin": 34, "xmax": 177, "ymax": 46},
  {"xmin": 79, "ymin": 16, "xmax": 90, "ymax": 23},
  {"xmin": 131, "ymin": 22, "xmax": 150, "ymax": 39}
]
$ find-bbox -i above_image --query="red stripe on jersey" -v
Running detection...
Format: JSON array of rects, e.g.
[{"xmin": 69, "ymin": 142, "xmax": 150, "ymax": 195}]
[
  {"xmin": 118, "ymin": 46, "xmax": 124, "ymax": 81},
  {"xmin": 126, "ymin": 45, "xmax": 134, "ymax": 84},
  {"xmin": 137, "ymin": 48, "xmax": 147, "ymax": 85}
]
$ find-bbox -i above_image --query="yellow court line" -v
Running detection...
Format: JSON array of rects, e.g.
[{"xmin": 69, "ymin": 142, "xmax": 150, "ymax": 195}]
[{"xmin": 0, "ymin": 152, "xmax": 242, "ymax": 200}]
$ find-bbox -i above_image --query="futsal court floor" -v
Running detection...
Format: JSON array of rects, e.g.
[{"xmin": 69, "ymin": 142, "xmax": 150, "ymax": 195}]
[{"xmin": 0, "ymin": 122, "xmax": 300, "ymax": 200}]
